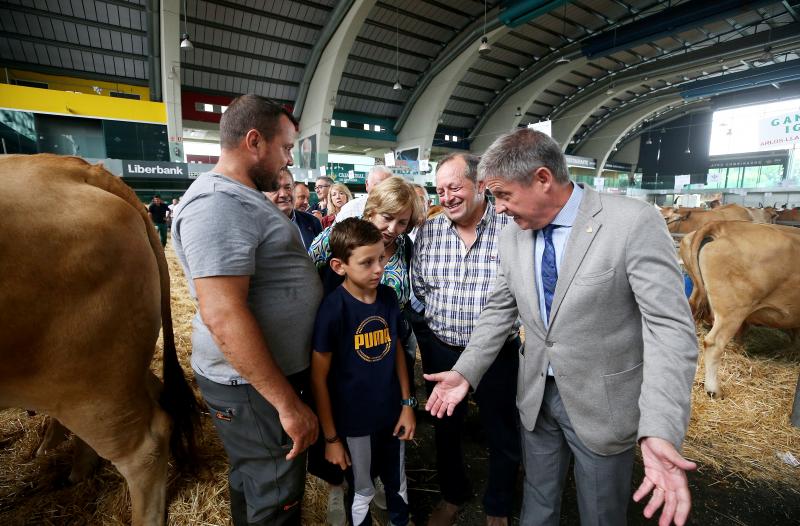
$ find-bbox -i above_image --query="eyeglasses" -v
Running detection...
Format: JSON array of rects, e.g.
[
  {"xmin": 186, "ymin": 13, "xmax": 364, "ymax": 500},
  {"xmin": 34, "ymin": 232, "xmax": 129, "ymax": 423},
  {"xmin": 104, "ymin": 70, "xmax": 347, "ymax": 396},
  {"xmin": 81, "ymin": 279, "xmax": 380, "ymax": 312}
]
[{"xmin": 315, "ymin": 184, "xmax": 330, "ymax": 190}]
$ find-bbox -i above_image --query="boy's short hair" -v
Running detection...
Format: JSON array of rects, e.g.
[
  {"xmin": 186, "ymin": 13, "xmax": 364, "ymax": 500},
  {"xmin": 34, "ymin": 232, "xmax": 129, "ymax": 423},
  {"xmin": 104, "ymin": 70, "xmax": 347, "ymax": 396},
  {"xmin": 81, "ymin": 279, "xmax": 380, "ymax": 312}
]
[{"xmin": 330, "ymin": 218, "xmax": 382, "ymax": 263}]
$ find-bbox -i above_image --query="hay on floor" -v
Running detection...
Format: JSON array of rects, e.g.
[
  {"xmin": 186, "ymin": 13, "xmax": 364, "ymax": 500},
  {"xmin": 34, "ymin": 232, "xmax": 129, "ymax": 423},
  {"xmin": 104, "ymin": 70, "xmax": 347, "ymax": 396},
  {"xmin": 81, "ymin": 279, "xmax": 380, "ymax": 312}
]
[
  {"xmin": 0, "ymin": 244, "xmax": 798, "ymax": 524},
  {"xmin": 684, "ymin": 325, "xmax": 800, "ymax": 491}
]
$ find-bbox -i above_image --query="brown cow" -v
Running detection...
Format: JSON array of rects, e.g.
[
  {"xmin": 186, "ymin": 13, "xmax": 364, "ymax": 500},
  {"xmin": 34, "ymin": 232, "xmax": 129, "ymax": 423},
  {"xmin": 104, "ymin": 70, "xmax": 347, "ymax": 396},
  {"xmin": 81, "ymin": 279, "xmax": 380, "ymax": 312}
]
[
  {"xmin": 777, "ymin": 208, "xmax": 800, "ymax": 223},
  {"xmin": 660, "ymin": 203, "xmax": 753, "ymax": 233},
  {"xmin": 745, "ymin": 206, "xmax": 779, "ymax": 224},
  {"xmin": 0, "ymin": 154, "xmax": 199, "ymax": 525},
  {"xmin": 680, "ymin": 220, "xmax": 800, "ymax": 397}
]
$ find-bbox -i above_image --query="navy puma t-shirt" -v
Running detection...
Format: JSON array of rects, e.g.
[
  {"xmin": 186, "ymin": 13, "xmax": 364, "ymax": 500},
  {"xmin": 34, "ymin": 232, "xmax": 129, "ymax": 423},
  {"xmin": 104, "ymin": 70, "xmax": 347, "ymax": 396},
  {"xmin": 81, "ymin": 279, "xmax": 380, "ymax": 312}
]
[{"xmin": 313, "ymin": 284, "xmax": 404, "ymax": 436}]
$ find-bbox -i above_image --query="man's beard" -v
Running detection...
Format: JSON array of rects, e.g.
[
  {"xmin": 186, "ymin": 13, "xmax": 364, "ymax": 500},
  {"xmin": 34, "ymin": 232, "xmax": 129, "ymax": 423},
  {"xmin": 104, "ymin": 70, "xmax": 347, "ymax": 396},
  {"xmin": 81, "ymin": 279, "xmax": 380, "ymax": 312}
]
[{"xmin": 251, "ymin": 165, "xmax": 281, "ymax": 192}]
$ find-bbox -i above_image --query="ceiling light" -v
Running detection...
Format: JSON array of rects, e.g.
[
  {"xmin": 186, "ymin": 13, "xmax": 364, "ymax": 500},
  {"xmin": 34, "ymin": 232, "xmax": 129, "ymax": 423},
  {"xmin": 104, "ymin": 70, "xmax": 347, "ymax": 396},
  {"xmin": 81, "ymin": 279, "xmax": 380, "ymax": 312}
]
[
  {"xmin": 556, "ymin": 56, "xmax": 570, "ymax": 64},
  {"xmin": 479, "ymin": 36, "xmax": 492, "ymax": 55},
  {"xmin": 606, "ymin": 87, "xmax": 614, "ymax": 95},
  {"xmin": 180, "ymin": 0, "xmax": 193, "ymax": 50},
  {"xmin": 646, "ymin": 137, "xmax": 652, "ymax": 145},
  {"xmin": 393, "ymin": 5, "xmax": 401, "ymax": 90},
  {"xmin": 685, "ymin": 113, "xmax": 693, "ymax": 155},
  {"xmin": 515, "ymin": 107, "xmax": 522, "ymax": 117},
  {"xmin": 478, "ymin": 0, "xmax": 491, "ymax": 55}
]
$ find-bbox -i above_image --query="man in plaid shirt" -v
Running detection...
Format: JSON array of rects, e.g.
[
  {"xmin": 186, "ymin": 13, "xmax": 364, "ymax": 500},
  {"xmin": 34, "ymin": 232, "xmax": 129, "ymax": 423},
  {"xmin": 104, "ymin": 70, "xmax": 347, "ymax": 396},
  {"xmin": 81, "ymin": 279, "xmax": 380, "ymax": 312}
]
[{"xmin": 411, "ymin": 153, "xmax": 520, "ymax": 526}]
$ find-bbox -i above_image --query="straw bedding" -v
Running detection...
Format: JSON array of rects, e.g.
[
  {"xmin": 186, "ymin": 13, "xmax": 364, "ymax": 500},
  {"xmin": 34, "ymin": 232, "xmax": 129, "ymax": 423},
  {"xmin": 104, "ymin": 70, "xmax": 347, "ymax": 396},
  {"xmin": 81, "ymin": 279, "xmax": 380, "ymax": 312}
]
[{"xmin": 0, "ymin": 245, "xmax": 797, "ymax": 524}]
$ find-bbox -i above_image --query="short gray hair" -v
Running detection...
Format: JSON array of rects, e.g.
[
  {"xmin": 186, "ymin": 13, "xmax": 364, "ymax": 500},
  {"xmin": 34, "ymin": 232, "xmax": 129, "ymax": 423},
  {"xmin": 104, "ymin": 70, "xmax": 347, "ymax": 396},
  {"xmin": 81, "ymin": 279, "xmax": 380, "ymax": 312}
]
[
  {"xmin": 478, "ymin": 129, "xmax": 569, "ymax": 185},
  {"xmin": 367, "ymin": 165, "xmax": 393, "ymax": 190},
  {"xmin": 437, "ymin": 153, "xmax": 481, "ymax": 184},
  {"xmin": 369, "ymin": 165, "xmax": 393, "ymax": 178}
]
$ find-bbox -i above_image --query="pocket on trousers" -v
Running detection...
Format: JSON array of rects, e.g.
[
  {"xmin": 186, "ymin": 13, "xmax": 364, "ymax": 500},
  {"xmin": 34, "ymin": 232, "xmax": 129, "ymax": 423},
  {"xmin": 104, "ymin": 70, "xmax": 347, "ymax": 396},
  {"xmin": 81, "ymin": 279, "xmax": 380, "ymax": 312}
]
[
  {"xmin": 603, "ymin": 362, "xmax": 643, "ymax": 443},
  {"xmin": 205, "ymin": 394, "xmax": 290, "ymax": 454}
]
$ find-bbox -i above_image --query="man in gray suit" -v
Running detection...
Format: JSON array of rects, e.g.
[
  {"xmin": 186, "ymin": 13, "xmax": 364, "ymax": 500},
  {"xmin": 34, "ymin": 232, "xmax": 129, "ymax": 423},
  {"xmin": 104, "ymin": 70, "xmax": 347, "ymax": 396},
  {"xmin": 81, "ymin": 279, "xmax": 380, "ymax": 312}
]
[{"xmin": 425, "ymin": 129, "xmax": 698, "ymax": 526}]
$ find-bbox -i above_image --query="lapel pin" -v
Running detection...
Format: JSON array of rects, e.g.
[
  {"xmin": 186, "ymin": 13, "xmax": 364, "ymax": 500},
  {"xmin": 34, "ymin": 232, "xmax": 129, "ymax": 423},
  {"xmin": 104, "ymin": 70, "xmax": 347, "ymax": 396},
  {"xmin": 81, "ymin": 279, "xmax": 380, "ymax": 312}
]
[{"xmin": 586, "ymin": 226, "xmax": 592, "ymax": 233}]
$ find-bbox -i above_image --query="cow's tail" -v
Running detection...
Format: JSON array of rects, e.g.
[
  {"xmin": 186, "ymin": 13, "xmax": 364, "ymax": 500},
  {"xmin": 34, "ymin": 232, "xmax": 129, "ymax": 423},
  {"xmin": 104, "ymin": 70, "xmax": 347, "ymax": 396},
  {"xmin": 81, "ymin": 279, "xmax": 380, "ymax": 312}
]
[
  {"xmin": 81, "ymin": 159, "xmax": 200, "ymax": 470},
  {"xmin": 682, "ymin": 220, "xmax": 722, "ymax": 324},
  {"xmin": 155, "ymin": 240, "xmax": 201, "ymax": 471}
]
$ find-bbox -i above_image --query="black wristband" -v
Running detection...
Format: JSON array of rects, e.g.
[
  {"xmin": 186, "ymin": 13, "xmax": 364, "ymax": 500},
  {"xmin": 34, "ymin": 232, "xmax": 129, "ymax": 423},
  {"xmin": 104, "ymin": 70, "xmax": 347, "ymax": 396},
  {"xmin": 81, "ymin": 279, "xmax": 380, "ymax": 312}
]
[{"xmin": 325, "ymin": 434, "xmax": 340, "ymax": 444}]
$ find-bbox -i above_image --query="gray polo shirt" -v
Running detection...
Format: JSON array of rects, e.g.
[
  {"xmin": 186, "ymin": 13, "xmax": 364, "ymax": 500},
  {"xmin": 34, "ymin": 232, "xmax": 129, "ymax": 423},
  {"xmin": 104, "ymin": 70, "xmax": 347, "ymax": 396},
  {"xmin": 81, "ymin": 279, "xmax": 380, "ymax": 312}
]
[{"xmin": 172, "ymin": 172, "xmax": 323, "ymax": 384}]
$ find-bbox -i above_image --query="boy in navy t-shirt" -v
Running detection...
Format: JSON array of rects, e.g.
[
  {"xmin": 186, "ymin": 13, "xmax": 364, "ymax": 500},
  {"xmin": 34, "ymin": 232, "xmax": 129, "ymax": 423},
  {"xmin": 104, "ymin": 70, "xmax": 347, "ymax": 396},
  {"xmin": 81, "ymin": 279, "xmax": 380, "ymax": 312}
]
[{"xmin": 311, "ymin": 218, "xmax": 416, "ymax": 526}]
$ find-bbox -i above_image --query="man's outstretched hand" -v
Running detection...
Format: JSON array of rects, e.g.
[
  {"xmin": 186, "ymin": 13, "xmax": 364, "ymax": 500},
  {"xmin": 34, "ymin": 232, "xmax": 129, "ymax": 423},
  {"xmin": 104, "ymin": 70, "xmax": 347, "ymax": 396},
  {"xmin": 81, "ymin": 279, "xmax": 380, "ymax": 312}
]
[
  {"xmin": 423, "ymin": 371, "xmax": 470, "ymax": 418},
  {"xmin": 633, "ymin": 436, "xmax": 697, "ymax": 526}
]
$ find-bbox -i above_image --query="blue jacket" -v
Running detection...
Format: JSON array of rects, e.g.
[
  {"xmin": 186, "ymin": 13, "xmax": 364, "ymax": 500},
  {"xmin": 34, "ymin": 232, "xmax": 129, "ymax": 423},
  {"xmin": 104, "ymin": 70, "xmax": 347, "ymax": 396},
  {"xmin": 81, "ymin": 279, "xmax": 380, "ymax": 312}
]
[{"xmin": 294, "ymin": 209, "xmax": 322, "ymax": 250}]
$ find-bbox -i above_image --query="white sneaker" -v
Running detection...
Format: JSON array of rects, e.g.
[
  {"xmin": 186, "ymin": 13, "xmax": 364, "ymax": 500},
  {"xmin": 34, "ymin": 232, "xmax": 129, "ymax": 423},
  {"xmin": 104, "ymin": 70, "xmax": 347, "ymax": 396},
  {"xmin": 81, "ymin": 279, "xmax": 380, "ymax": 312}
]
[
  {"xmin": 327, "ymin": 484, "xmax": 347, "ymax": 526},
  {"xmin": 373, "ymin": 477, "xmax": 387, "ymax": 510}
]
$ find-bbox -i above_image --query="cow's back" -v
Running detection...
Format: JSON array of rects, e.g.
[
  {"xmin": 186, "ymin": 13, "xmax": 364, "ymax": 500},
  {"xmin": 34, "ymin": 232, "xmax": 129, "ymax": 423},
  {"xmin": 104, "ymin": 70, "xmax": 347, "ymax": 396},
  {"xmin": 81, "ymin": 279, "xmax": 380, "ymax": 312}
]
[
  {"xmin": 0, "ymin": 154, "xmax": 160, "ymax": 410},
  {"xmin": 690, "ymin": 221, "xmax": 800, "ymax": 328},
  {"xmin": 673, "ymin": 204, "xmax": 752, "ymax": 233}
]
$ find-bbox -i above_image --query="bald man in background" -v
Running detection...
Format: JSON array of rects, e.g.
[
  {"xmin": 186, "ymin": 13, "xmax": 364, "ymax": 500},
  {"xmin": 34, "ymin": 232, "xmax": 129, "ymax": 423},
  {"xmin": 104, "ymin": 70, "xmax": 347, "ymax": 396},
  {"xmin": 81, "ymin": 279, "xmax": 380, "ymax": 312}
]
[
  {"xmin": 293, "ymin": 182, "xmax": 311, "ymax": 212},
  {"xmin": 334, "ymin": 165, "xmax": 393, "ymax": 223}
]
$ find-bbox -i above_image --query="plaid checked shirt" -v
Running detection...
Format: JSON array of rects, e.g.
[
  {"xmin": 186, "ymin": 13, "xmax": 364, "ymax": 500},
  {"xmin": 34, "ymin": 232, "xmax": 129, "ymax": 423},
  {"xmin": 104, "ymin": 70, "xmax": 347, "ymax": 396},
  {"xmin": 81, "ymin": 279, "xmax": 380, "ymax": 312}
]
[{"xmin": 411, "ymin": 200, "xmax": 517, "ymax": 347}]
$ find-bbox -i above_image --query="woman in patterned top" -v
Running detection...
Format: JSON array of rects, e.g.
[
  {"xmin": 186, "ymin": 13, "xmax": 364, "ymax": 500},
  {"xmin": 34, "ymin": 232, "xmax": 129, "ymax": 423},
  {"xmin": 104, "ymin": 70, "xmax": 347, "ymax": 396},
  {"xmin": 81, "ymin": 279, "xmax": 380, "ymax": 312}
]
[{"xmin": 309, "ymin": 176, "xmax": 423, "ymax": 309}]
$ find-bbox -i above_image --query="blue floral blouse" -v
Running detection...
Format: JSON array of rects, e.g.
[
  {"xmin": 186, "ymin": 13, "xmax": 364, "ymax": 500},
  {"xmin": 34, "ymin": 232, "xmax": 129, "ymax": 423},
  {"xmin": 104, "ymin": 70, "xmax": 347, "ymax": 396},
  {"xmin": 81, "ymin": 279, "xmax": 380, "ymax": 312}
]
[{"xmin": 308, "ymin": 225, "xmax": 411, "ymax": 309}]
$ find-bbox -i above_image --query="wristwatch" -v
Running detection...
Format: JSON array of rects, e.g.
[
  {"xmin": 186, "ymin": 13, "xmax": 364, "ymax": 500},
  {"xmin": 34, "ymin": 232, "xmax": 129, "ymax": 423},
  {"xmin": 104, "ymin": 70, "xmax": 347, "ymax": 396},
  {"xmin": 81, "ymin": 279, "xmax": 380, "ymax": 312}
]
[{"xmin": 401, "ymin": 397, "xmax": 418, "ymax": 409}]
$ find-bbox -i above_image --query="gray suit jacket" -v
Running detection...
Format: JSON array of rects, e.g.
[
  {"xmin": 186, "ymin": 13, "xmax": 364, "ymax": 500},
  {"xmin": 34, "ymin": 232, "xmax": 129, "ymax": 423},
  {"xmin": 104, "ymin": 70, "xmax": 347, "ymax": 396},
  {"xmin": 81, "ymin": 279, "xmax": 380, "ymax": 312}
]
[{"xmin": 453, "ymin": 185, "xmax": 697, "ymax": 456}]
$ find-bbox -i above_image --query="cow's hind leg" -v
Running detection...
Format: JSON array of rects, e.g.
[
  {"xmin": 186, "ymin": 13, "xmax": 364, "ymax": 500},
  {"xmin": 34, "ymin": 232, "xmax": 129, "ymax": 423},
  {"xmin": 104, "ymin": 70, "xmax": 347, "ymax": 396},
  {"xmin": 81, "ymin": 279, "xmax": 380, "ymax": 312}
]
[
  {"xmin": 36, "ymin": 416, "xmax": 70, "ymax": 456},
  {"xmin": 59, "ymin": 379, "xmax": 172, "ymax": 526},
  {"xmin": 112, "ymin": 401, "xmax": 172, "ymax": 526},
  {"xmin": 68, "ymin": 437, "xmax": 101, "ymax": 483},
  {"xmin": 36, "ymin": 417, "xmax": 101, "ymax": 483},
  {"xmin": 703, "ymin": 310, "xmax": 748, "ymax": 398}
]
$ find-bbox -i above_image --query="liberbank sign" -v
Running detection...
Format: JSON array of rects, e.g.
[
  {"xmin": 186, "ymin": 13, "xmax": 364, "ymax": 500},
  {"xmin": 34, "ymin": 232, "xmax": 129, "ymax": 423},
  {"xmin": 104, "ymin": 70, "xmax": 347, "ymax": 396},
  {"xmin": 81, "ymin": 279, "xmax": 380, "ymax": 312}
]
[{"xmin": 123, "ymin": 160, "xmax": 195, "ymax": 179}]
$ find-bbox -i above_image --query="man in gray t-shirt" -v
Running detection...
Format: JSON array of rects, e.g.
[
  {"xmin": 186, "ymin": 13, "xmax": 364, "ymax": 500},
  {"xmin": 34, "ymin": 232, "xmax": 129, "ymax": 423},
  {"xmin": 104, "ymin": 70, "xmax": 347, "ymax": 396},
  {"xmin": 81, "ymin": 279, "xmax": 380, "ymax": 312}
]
[{"xmin": 172, "ymin": 95, "xmax": 321, "ymax": 526}]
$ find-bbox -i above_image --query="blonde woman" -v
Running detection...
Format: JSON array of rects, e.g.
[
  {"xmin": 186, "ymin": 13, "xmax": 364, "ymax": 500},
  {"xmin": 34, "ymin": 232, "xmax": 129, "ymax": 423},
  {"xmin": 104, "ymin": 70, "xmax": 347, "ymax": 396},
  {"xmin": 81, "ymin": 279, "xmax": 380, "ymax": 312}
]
[{"xmin": 321, "ymin": 183, "xmax": 353, "ymax": 228}]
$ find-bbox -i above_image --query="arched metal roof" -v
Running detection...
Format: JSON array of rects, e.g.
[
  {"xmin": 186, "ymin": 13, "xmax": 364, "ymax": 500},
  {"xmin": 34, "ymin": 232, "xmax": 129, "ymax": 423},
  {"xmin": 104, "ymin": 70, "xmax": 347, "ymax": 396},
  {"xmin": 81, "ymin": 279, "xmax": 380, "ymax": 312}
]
[{"xmin": 2, "ymin": 0, "xmax": 798, "ymax": 156}]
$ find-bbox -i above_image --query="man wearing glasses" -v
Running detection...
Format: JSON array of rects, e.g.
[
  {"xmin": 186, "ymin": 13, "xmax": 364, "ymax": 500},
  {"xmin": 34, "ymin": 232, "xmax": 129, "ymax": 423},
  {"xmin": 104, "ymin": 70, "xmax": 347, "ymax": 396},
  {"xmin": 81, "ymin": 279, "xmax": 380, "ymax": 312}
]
[{"xmin": 310, "ymin": 176, "xmax": 334, "ymax": 219}]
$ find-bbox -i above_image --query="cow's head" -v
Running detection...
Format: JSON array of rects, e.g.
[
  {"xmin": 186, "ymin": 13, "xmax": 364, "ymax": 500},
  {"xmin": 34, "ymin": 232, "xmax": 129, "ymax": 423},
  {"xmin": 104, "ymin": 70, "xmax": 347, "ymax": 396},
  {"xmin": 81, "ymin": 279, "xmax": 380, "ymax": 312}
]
[
  {"xmin": 661, "ymin": 207, "xmax": 689, "ymax": 226},
  {"xmin": 764, "ymin": 207, "xmax": 780, "ymax": 222}
]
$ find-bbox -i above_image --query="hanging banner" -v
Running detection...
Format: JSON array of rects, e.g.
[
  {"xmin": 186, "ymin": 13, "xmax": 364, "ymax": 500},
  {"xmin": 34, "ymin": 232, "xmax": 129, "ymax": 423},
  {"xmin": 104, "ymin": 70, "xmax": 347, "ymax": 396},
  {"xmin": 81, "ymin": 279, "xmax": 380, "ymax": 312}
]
[
  {"xmin": 299, "ymin": 134, "xmax": 317, "ymax": 169},
  {"xmin": 674, "ymin": 174, "xmax": 691, "ymax": 191}
]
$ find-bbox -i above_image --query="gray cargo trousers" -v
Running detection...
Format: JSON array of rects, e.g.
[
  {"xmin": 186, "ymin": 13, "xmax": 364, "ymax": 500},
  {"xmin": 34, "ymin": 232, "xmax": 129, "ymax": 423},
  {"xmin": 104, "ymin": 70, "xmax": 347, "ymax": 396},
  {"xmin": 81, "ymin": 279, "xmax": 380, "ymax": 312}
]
[{"xmin": 196, "ymin": 371, "xmax": 309, "ymax": 526}]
